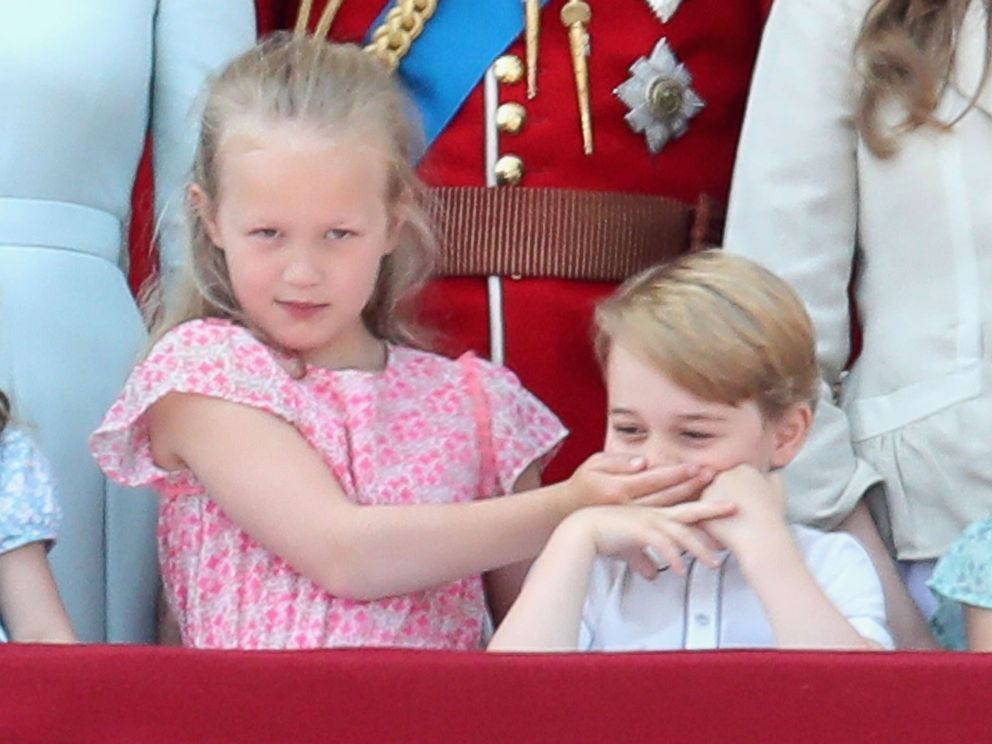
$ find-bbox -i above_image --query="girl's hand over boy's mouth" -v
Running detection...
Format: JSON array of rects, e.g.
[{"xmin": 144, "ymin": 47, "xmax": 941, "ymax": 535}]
[{"xmin": 561, "ymin": 453, "xmax": 715, "ymax": 515}]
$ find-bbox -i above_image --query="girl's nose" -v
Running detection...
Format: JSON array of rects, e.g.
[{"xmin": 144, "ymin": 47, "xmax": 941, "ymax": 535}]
[{"xmin": 282, "ymin": 248, "xmax": 322, "ymax": 286}]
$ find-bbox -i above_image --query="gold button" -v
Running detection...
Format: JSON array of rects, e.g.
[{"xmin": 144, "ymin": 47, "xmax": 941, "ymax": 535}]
[
  {"xmin": 495, "ymin": 102, "xmax": 527, "ymax": 134},
  {"xmin": 494, "ymin": 154, "xmax": 524, "ymax": 186},
  {"xmin": 492, "ymin": 55, "xmax": 524, "ymax": 85}
]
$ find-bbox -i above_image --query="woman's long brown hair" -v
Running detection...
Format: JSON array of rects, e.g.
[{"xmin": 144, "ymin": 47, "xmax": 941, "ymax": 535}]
[{"xmin": 855, "ymin": 0, "xmax": 991, "ymax": 156}]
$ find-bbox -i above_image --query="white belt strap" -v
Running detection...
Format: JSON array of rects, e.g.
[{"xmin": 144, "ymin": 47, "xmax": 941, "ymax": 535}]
[{"xmin": 0, "ymin": 197, "xmax": 122, "ymax": 264}]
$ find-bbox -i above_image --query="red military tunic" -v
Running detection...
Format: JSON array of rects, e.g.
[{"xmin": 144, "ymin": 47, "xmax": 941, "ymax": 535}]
[{"xmin": 257, "ymin": 0, "xmax": 771, "ymax": 482}]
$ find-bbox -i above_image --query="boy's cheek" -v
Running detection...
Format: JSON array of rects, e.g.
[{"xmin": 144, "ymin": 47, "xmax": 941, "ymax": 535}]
[
  {"xmin": 697, "ymin": 443, "xmax": 770, "ymax": 476},
  {"xmin": 602, "ymin": 432, "xmax": 637, "ymax": 459}
]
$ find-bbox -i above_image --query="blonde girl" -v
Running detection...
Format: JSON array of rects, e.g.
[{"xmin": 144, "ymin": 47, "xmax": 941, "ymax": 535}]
[{"xmin": 90, "ymin": 35, "xmax": 708, "ymax": 650}]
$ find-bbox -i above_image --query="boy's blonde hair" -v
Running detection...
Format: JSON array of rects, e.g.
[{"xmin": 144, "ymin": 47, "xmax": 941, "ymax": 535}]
[
  {"xmin": 147, "ymin": 33, "xmax": 436, "ymax": 350},
  {"xmin": 595, "ymin": 250, "xmax": 819, "ymax": 420}
]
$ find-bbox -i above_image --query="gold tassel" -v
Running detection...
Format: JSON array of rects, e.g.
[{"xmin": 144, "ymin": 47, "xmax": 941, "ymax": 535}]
[
  {"xmin": 525, "ymin": 0, "xmax": 540, "ymax": 99},
  {"xmin": 314, "ymin": 0, "xmax": 346, "ymax": 39},
  {"xmin": 561, "ymin": 0, "xmax": 593, "ymax": 155},
  {"xmin": 294, "ymin": 0, "xmax": 314, "ymax": 36},
  {"xmin": 295, "ymin": 0, "xmax": 437, "ymax": 72}
]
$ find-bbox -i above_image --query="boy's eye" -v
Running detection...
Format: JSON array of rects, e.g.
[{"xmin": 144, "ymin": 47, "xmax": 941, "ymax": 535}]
[
  {"xmin": 326, "ymin": 228, "xmax": 354, "ymax": 240},
  {"xmin": 250, "ymin": 228, "xmax": 280, "ymax": 239},
  {"xmin": 612, "ymin": 423, "xmax": 645, "ymax": 438},
  {"xmin": 679, "ymin": 430, "xmax": 715, "ymax": 442}
]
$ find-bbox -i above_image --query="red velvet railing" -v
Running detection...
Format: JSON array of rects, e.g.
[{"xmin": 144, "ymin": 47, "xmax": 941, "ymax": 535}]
[{"xmin": 2, "ymin": 646, "xmax": 986, "ymax": 742}]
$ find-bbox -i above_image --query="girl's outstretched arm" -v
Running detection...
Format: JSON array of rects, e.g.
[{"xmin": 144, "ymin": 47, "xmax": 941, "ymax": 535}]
[
  {"xmin": 150, "ymin": 393, "xmax": 710, "ymax": 601},
  {"xmin": 0, "ymin": 542, "xmax": 76, "ymax": 643}
]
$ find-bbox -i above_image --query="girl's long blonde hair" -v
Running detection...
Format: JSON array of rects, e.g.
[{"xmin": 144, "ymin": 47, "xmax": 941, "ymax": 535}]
[
  {"xmin": 856, "ymin": 0, "xmax": 992, "ymax": 157},
  {"xmin": 145, "ymin": 33, "xmax": 436, "ymax": 352}
]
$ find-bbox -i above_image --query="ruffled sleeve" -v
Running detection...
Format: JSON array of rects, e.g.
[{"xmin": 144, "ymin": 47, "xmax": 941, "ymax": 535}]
[
  {"xmin": 90, "ymin": 319, "xmax": 303, "ymax": 492},
  {"xmin": 463, "ymin": 355, "xmax": 568, "ymax": 495},
  {"xmin": 0, "ymin": 428, "xmax": 63, "ymax": 555}
]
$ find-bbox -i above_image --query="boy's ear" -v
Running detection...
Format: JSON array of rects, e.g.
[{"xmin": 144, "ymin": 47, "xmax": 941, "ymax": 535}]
[
  {"xmin": 189, "ymin": 184, "xmax": 223, "ymax": 250},
  {"xmin": 769, "ymin": 402, "xmax": 813, "ymax": 470}
]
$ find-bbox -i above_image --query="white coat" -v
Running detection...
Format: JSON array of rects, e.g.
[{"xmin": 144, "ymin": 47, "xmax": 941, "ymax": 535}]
[{"xmin": 724, "ymin": 0, "xmax": 992, "ymax": 560}]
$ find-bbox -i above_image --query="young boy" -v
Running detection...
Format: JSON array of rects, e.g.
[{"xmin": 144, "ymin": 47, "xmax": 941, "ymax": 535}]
[{"xmin": 489, "ymin": 251, "xmax": 892, "ymax": 651}]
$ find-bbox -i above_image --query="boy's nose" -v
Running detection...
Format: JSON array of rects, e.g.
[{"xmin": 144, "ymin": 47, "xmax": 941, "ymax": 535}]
[{"xmin": 644, "ymin": 447, "xmax": 682, "ymax": 469}]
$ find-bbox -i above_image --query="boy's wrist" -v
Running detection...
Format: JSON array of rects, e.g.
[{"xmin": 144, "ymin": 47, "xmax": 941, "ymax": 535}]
[
  {"xmin": 546, "ymin": 510, "xmax": 600, "ymax": 560},
  {"xmin": 735, "ymin": 523, "xmax": 799, "ymax": 576},
  {"xmin": 556, "ymin": 508, "xmax": 598, "ymax": 541}
]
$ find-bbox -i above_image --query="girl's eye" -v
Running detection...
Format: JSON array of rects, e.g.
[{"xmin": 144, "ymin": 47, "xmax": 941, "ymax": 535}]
[
  {"xmin": 326, "ymin": 228, "xmax": 354, "ymax": 240},
  {"xmin": 250, "ymin": 228, "xmax": 279, "ymax": 239}
]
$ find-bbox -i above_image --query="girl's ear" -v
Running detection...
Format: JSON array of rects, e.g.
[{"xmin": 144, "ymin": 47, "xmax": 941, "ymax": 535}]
[
  {"xmin": 768, "ymin": 402, "xmax": 813, "ymax": 470},
  {"xmin": 189, "ymin": 184, "xmax": 223, "ymax": 250}
]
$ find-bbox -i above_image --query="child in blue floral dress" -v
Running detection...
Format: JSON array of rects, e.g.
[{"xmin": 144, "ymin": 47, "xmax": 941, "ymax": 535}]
[
  {"xmin": 929, "ymin": 520, "xmax": 992, "ymax": 651},
  {"xmin": 0, "ymin": 390, "xmax": 75, "ymax": 642}
]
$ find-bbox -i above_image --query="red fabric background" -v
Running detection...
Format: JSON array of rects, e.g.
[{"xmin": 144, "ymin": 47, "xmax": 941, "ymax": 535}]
[{"xmin": 1, "ymin": 645, "xmax": 984, "ymax": 742}]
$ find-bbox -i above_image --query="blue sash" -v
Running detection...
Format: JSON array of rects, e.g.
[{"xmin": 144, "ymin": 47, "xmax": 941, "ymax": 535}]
[{"xmin": 368, "ymin": 0, "xmax": 553, "ymax": 149}]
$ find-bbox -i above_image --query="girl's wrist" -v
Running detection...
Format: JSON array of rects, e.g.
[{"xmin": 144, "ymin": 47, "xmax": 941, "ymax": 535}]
[{"xmin": 545, "ymin": 480, "xmax": 580, "ymax": 524}]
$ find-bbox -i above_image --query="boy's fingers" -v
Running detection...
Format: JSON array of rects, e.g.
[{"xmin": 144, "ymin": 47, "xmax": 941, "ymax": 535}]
[
  {"xmin": 628, "ymin": 549, "xmax": 662, "ymax": 580},
  {"xmin": 686, "ymin": 524, "xmax": 724, "ymax": 553},
  {"xmin": 643, "ymin": 540, "xmax": 685, "ymax": 576},
  {"xmin": 662, "ymin": 521, "xmax": 722, "ymax": 569},
  {"xmin": 632, "ymin": 470, "xmax": 708, "ymax": 506},
  {"xmin": 668, "ymin": 500, "xmax": 737, "ymax": 522}
]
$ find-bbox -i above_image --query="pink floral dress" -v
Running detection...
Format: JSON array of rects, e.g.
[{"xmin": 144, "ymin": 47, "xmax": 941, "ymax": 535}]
[{"xmin": 90, "ymin": 319, "xmax": 566, "ymax": 650}]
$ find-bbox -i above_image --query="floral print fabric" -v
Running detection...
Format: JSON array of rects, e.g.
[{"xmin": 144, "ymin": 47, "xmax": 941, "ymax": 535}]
[
  {"xmin": 929, "ymin": 519, "xmax": 992, "ymax": 650},
  {"xmin": 0, "ymin": 427, "xmax": 61, "ymax": 557},
  {"xmin": 0, "ymin": 426, "xmax": 62, "ymax": 643},
  {"xmin": 90, "ymin": 319, "xmax": 566, "ymax": 649}
]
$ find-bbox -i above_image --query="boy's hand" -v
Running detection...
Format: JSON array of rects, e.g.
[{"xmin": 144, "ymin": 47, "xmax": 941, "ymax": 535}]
[
  {"xmin": 562, "ymin": 453, "xmax": 714, "ymax": 515},
  {"xmin": 563, "ymin": 501, "xmax": 735, "ymax": 579},
  {"xmin": 697, "ymin": 465, "xmax": 790, "ymax": 556}
]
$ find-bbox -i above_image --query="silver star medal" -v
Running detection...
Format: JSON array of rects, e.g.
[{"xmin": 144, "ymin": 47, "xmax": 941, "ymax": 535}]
[
  {"xmin": 614, "ymin": 39, "xmax": 704, "ymax": 154},
  {"xmin": 645, "ymin": 0, "xmax": 685, "ymax": 23}
]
